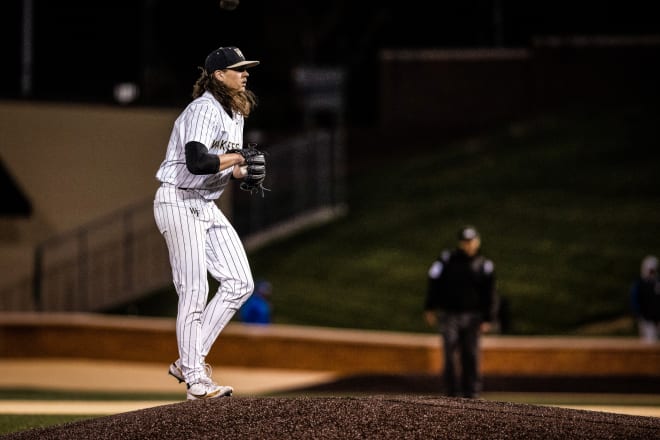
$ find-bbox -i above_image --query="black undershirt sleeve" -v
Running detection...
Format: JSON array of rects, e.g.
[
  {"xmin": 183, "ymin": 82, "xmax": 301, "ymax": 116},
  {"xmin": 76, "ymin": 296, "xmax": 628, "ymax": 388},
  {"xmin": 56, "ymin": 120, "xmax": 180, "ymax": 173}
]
[{"xmin": 185, "ymin": 141, "xmax": 221, "ymax": 175}]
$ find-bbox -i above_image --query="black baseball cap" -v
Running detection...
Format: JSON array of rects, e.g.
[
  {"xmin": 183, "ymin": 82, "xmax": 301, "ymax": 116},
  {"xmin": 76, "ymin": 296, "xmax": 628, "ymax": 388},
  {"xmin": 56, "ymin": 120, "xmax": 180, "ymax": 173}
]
[
  {"xmin": 204, "ymin": 46, "xmax": 259, "ymax": 73},
  {"xmin": 458, "ymin": 226, "xmax": 480, "ymax": 241}
]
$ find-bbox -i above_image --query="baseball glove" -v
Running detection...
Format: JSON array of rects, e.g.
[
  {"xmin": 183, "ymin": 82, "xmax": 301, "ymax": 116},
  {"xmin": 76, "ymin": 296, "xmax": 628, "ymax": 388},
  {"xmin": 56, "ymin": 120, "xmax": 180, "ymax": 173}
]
[{"xmin": 228, "ymin": 144, "xmax": 269, "ymax": 197}]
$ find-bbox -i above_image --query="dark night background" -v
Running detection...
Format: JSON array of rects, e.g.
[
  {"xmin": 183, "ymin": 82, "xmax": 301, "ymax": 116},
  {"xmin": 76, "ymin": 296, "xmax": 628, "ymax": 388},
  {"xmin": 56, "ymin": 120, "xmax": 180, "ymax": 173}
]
[{"xmin": 1, "ymin": 0, "xmax": 658, "ymax": 133}]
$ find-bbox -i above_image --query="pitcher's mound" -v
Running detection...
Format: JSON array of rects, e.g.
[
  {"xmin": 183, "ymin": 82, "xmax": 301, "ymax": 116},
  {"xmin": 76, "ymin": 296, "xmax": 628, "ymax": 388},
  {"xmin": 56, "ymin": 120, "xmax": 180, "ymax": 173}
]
[{"xmin": 5, "ymin": 396, "xmax": 660, "ymax": 439}]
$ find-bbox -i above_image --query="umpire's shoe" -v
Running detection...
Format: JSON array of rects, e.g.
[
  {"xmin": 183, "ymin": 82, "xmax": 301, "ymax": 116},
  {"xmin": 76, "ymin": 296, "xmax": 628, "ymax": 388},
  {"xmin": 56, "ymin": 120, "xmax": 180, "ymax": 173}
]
[{"xmin": 186, "ymin": 378, "xmax": 233, "ymax": 400}]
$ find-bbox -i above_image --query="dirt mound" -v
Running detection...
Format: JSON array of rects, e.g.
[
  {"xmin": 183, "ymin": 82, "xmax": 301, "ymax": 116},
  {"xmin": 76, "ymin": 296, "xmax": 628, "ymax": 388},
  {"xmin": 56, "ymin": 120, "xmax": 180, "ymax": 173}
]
[{"xmin": 4, "ymin": 396, "xmax": 659, "ymax": 440}]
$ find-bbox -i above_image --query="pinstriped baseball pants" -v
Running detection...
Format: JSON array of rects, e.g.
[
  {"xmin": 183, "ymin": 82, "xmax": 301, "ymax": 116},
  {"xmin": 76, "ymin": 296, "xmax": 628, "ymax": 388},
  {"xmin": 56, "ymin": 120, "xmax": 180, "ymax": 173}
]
[{"xmin": 154, "ymin": 184, "xmax": 254, "ymax": 384}]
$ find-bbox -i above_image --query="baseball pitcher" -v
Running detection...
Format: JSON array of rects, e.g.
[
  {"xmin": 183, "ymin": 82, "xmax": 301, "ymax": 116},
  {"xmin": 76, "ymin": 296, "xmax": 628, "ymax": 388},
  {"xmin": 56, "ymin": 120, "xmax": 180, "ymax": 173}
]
[{"xmin": 153, "ymin": 46, "xmax": 266, "ymax": 400}]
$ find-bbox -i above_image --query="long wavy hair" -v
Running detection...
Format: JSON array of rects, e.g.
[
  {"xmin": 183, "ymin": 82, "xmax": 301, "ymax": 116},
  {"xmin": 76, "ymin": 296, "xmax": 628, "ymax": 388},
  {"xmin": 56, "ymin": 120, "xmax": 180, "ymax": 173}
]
[{"xmin": 192, "ymin": 67, "xmax": 257, "ymax": 117}]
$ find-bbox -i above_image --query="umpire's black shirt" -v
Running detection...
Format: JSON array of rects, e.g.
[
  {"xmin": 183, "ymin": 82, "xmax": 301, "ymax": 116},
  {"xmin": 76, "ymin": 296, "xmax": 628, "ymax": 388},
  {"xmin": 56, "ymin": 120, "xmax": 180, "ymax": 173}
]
[{"xmin": 424, "ymin": 248, "xmax": 496, "ymax": 322}]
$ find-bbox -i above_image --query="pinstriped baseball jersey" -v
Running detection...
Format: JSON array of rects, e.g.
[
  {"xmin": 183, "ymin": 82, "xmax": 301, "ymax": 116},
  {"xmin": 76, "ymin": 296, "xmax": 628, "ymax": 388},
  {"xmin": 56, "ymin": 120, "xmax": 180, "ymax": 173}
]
[
  {"xmin": 153, "ymin": 89, "xmax": 254, "ymax": 387},
  {"xmin": 156, "ymin": 90, "xmax": 244, "ymax": 200}
]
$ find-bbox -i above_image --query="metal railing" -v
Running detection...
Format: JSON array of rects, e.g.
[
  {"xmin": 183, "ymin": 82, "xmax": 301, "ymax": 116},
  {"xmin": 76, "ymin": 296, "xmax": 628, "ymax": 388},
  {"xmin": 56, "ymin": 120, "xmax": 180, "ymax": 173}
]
[
  {"xmin": 0, "ymin": 129, "xmax": 346, "ymax": 312},
  {"xmin": 30, "ymin": 199, "xmax": 170, "ymax": 312}
]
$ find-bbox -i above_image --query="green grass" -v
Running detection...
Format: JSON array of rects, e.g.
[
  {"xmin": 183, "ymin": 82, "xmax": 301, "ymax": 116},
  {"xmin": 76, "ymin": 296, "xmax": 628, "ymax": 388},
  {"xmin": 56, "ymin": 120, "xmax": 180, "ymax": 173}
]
[
  {"xmin": 0, "ymin": 389, "xmax": 182, "ymax": 401},
  {"xmin": 247, "ymin": 106, "xmax": 660, "ymax": 335},
  {"xmin": 115, "ymin": 105, "xmax": 660, "ymax": 336},
  {"xmin": 0, "ymin": 415, "xmax": 97, "ymax": 435},
  {"xmin": 0, "ymin": 389, "xmax": 183, "ymax": 435}
]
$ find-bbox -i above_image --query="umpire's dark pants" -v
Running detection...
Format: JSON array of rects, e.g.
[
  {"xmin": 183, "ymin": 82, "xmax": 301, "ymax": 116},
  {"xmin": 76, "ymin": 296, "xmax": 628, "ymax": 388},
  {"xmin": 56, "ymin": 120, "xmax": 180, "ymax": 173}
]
[{"xmin": 440, "ymin": 311, "xmax": 482, "ymax": 398}]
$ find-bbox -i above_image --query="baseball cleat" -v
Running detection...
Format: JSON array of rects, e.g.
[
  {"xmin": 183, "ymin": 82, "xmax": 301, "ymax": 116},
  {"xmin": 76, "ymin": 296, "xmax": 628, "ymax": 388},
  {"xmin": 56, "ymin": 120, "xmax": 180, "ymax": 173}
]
[
  {"xmin": 168, "ymin": 361, "xmax": 185, "ymax": 383},
  {"xmin": 168, "ymin": 359, "xmax": 214, "ymax": 384},
  {"xmin": 186, "ymin": 379, "xmax": 233, "ymax": 400}
]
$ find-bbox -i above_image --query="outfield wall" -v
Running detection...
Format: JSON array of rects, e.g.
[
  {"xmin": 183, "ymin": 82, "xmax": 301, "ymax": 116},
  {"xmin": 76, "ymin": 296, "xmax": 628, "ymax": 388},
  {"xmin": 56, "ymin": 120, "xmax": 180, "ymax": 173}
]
[
  {"xmin": 379, "ymin": 37, "xmax": 660, "ymax": 137},
  {"xmin": 1, "ymin": 313, "xmax": 658, "ymax": 379}
]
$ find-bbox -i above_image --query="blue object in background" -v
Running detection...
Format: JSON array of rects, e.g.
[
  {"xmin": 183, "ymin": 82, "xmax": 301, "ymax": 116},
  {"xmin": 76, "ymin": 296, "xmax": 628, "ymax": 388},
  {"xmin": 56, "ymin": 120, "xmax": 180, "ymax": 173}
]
[{"xmin": 240, "ymin": 280, "xmax": 273, "ymax": 324}]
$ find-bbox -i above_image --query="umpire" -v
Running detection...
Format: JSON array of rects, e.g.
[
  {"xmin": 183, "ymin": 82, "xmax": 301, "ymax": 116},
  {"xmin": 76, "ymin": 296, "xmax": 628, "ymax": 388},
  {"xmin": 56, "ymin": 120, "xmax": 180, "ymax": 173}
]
[{"xmin": 423, "ymin": 225, "xmax": 497, "ymax": 398}]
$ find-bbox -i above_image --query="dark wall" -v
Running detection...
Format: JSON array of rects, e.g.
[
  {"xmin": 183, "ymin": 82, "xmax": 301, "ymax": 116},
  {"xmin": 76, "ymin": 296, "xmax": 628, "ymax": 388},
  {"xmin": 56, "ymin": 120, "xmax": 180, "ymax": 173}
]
[
  {"xmin": 380, "ymin": 49, "xmax": 532, "ymax": 136},
  {"xmin": 531, "ymin": 39, "xmax": 660, "ymax": 109},
  {"xmin": 379, "ymin": 40, "xmax": 660, "ymax": 138}
]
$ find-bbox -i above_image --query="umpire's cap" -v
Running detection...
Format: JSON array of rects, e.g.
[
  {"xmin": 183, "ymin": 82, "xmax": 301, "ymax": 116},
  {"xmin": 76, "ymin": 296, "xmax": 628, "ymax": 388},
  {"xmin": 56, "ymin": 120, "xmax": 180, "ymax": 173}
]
[
  {"xmin": 205, "ymin": 46, "xmax": 260, "ymax": 73},
  {"xmin": 641, "ymin": 255, "xmax": 658, "ymax": 279},
  {"xmin": 458, "ymin": 225, "xmax": 480, "ymax": 241}
]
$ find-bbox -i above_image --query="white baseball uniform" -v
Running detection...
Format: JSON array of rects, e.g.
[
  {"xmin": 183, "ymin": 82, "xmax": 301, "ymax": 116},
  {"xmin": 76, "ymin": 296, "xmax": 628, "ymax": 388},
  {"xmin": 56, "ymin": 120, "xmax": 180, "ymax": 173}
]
[{"xmin": 154, "ymin": 90, "xmax": 254, "ymax": 385}]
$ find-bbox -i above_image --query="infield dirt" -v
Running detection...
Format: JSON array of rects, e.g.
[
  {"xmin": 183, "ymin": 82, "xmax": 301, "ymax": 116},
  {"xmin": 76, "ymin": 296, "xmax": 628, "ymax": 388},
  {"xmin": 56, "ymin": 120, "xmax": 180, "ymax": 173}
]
[{"xmin": 3, "ymin": 395, "xmax": 660, "ymax": 440}]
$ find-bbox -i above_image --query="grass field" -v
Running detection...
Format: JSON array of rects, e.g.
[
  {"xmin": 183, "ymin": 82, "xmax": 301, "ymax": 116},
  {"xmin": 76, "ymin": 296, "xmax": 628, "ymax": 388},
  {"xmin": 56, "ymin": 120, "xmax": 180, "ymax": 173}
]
[
  {"xmin": 114, "ymin": 105, "xmax": 660, "ymax": 336},
  {"xmin": 0, "ymin": 415, "xmax": 95, "ymax": 436}
]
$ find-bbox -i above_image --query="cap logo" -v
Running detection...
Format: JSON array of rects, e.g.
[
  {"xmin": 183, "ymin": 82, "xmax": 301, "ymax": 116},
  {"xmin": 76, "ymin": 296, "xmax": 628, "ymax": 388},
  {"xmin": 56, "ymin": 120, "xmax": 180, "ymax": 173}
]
[
  {"xmin": 460, "ymin": 227, "xmax": 478, "ymax": 241},
  {"xmin": 232, "ymin": 47, "xmax": 245, "ymax": 60}
]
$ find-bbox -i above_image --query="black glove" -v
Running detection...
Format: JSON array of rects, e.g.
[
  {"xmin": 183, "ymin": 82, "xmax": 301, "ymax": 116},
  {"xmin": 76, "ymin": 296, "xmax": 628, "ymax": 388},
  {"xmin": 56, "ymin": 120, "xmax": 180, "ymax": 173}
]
[{"xmin": 228, "ymin": 144, "xmax": 269, "ymax": 197}]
